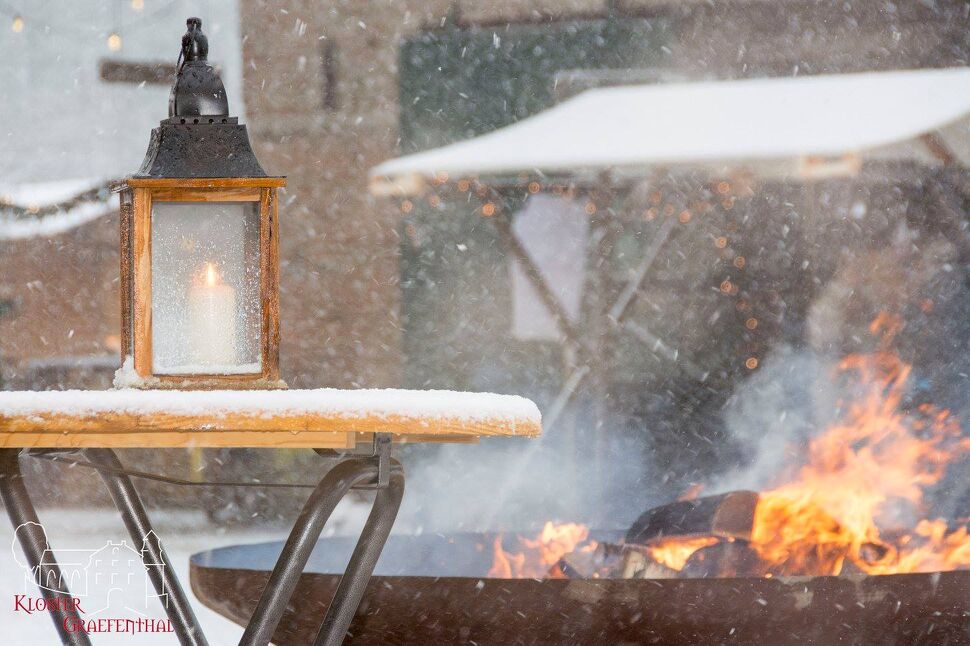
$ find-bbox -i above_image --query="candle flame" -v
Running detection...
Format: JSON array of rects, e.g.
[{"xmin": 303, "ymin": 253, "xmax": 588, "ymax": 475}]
[{"xmin": 205, "ymin": 263, "xmax": 219, "ymax": 287}]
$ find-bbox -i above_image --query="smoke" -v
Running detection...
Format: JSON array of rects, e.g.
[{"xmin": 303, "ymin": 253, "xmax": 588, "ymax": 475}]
[
  {"xmin": 713, "ymin": 345, "xmax": 836, "ymax": 494},
  {"xmin": 395, "ymin": 403, "xmax": 660, "ymax": 533},
  {"xmin": 389, "ymin": 196, "xmax": 970, "ymax": 535},
  {"xmin": 710, "ymin": 223, "xmax": 970, "ymax": 523}
]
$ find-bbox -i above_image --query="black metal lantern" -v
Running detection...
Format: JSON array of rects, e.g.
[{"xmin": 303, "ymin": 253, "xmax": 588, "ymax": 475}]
[{"xmin": 117, "ymin": 18, "xmax": 285, "ymax": 389}]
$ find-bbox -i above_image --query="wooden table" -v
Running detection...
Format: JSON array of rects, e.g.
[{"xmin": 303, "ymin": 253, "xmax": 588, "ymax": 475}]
[{"xmin": 0, "ymin": 388, "xmax": 541, "ymax": 646}]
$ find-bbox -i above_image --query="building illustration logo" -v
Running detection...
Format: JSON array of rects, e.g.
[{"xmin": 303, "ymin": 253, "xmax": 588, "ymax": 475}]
[{"xmin": 10, "ymin": 522, "xmax": 169, "ymax": 615}]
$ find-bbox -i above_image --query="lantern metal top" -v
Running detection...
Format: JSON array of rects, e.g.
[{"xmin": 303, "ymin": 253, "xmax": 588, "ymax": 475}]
[
  {"xmin": 134, "ymin": 17, "xmax": 271, "ymax": 179},
  {"xmin": 168, "ymin": 17, "xmax": 228, "ymax": 118}
]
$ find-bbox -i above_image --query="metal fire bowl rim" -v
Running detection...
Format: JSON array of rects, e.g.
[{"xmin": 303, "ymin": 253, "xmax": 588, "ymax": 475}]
[{"xmin": 189, "ymin": 530, "xmax": 968, "ymax": 583}]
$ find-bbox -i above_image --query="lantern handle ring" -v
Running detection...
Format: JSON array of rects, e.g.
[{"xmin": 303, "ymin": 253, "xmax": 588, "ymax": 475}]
[{"xmin": 177, "ymin": 16, "xmax": 207, "ymax": 72}]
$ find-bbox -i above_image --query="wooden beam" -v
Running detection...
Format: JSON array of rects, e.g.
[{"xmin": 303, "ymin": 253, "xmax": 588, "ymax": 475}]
[
  {"xmin": 132, "ymin": 187, "xmax": 152, "ymax": 378},
  {"xmin": 607, "ymin": 216, "xmax": 676, "ymax": 323},
  {"xmin": 2, "ymin": 429, "xmax": 356, "ymax": 450},
  {"xmin": 920, "ymin": 132, "xmax": 958, "ymax": 167},
  {"xmin": 125, "ymin": 178, "xmax": 286, "ymax": 189},
  {"xmin": 149, "ymin": 187, "xmax": 261, "ymax": 202},
  {"xmin": 99, "ymin": 59, "xmax": 176, "ymax": 85},
  {"xmin": 119, "ymin": 189, "xmax": 134, "ymax": 358},
  {"xmin": 262, "ymin": 188, "xmax": 282, "ymax": 383}
]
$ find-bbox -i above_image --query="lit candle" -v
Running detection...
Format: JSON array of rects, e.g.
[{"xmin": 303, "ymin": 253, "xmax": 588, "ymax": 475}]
[{"xmin": 187, "ymin": 262, "xmax": 237, "ymax": 369}]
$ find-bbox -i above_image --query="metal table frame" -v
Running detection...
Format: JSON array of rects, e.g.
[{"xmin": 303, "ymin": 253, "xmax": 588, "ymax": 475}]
[{"xmin": 0, "ymin": 433, "xmax": 404, "ymax": 646}]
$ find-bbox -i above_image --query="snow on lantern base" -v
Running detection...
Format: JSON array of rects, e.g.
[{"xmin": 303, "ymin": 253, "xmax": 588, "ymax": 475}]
[{"xmin": 113, "ymin": 356, "xmax": 285, "ymax": 391}]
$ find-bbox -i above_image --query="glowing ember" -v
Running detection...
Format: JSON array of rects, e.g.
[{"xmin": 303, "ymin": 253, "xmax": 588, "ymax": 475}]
[
  {"xmin": 646, "ymin": 536, "xmax": 720, "ymax": 571},
  {"xmin": 488, "ymin": 522, "xmax": 596, "ymax": 578}
]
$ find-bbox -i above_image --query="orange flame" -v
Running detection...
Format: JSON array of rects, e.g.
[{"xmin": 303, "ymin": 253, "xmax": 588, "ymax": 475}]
[
  {"xmin": 487, "ymin": 535, "xmax": 526, "ymax": 578},
  {"xmin": 490, "ymin": 314, "xmax": 970, "ymax": 580},
  {"xmin": 204, "ymin": 262, "xmax": 219, "ymax": 287},
  {"xmin": 522, "ymin": 521, "xmax": 593, "ymax": 568},
  {"xmin": 750, "ymin": 314, "xmax": 970, "ymax": 576},
  {"xmin": 488, "ymin": 522, "xmax": 596, "ymax": 578},
  {"xmin": 646, "ymin": 536, "xmax": 720, "ymax": 571}
]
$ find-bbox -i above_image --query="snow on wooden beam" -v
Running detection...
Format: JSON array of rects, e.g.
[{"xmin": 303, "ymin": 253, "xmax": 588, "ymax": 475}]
[
  {"xmin": 370, "ymin": 68, "xmax": 970, "ymax": 190},
  {"xmin": 0, "ymin": 388, "xmax": 542, "ymax": 448}
]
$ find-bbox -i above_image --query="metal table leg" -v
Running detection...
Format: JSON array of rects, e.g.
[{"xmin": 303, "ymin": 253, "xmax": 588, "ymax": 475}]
[
  {"xmin": 0, "ymin": 449, "xmax": 92, "ymax": 646},
  {"xmin": 8, "ymin": 439, "xmax": 404, "ymax": 646},
  {"xmin": 240, "ymin": 454, "xmax": 405, "ymax": 646},
  {"xmin": 315, "ymin": 465, "xmax": 404, "ymax": 646},
  {"xmin": 82, "ymin": 448, "xmax": 208, "ymax": 646}
]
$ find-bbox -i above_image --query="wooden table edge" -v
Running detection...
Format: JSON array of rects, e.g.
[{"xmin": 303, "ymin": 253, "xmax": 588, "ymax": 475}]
[{"xmin": 0, "ymin": 412, "xmax": 542, "ymax": 448}]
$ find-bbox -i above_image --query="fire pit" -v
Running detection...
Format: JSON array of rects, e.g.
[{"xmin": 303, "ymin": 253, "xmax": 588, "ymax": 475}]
[
  {"xmin": 191, "ymin": 531, "xmax": 969, "ymax": 644},
  {"xmin": 191, "ymin": 316, "xmax": 970, "ymax": 643}
]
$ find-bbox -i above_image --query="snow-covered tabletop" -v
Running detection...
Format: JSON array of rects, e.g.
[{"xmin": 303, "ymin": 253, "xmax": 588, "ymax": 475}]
[{"xmin": 0, "ymin": 389, "xmax": 542, "ymax": 449}]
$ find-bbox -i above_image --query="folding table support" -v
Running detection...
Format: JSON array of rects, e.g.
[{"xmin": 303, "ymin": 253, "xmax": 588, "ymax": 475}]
[
  {"xmin": 0, "ymin": 449, "xmax": 91, "ymax": 646},
  {"xmin": 82, "ymin": 448, "xmax": 208, "ymax": 646},
  {"xmin": 2, "ymin": 437, "xmax": 404, "ymax": 646}
]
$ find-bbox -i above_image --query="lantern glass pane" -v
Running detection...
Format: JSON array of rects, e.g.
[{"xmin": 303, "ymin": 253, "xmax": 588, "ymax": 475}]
[{"xmin": 151, "ymin": 201, "xmax": 261, "ymax": 374}]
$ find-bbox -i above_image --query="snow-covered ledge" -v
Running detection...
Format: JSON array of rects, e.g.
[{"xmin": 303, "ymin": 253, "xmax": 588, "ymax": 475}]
[{"xmin": 0, "ymin": 388, "xmax": 542, "ymax": 449}]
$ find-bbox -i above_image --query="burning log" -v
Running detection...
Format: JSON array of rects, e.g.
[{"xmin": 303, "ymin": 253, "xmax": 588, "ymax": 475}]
[
  {"xmin": 549, "ymin": 541, "xmax": 624, "ymax": 579},
  {"xmin": 681, "ymin": 541, "xmax": 769, "ymax": 578},
  {"xmin": 620, "ymin": 490, "xmax": 862, "ymax": 577},
  {"xmin": 617, "ymin": 547, "xmax": 679, "ymax": 579},
  {"xmin": 545, "ymin": 492, "xmax": 764, "ymax": 580},
  {"xmin": 626, "ymin": 491, "xmax": 760, "ymax": 545}
]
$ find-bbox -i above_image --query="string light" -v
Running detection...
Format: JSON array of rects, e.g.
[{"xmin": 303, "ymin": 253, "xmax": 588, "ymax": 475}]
[
  {"xmin": 11, "ymin": 14, "xmax": 24, "ymax": 32},
  {"xmin": 131, "ymin": 0, "xmax": 144, "ymax": 10},
  {"xmin": 745, "ymin": 357, "xmax": 759, "ymax": 370},
  {"xmin": 404, "ymin": 223, "xmax": 419, "ymax": 246},
  {"xmin": 481, "ymin": 203, "xmax": 496, "ymax": 217},
  {"xmin": 107, "ymin": 32, "xmax": 123, "ymax": 51}
]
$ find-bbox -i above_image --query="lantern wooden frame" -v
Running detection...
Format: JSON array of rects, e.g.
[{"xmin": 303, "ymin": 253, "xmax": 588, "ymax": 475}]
[{"xmin": 119, "ymin": 177, "xmax": 286, "ymax": 389}]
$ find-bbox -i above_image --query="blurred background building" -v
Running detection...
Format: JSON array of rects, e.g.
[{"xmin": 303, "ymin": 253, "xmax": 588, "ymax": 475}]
[
  {"xmin": 0, "ymin": 0, "xmax": 967, "ymax": 526},
  {"xmin": 2, "ymin": 0, "xmax": 966, "ymax": 388}
]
